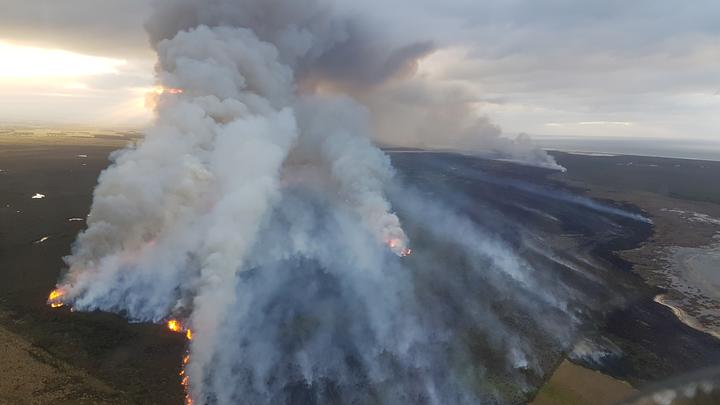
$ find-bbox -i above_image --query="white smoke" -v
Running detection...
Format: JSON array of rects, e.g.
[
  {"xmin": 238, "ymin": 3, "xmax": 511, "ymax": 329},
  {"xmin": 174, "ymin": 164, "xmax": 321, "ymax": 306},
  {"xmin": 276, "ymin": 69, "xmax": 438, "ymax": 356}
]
[
  {"xmin": 57, "ymin": 3, "xmax": 416, "ymax": 401},
  {"xmin": 51, "ymin": 1, "xmax": 610, "ymax": 403},
  {"xmin": 144, "ymin": 0, "xmax": 561, "ymax": 170}
]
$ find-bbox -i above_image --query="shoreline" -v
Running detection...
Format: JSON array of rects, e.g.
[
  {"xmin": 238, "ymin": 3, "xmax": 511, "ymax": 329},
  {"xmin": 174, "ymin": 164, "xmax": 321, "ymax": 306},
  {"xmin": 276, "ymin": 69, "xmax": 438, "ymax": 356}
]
[
  {"xmin": 653, "ymin": 294, "xmax": 720, "ymax": 340},
  {"xmin": 2, "ymin": 139, "xmax": 719, "ymax": 404},
  {"xmin": 533, "ymin": 151, "xmax": 720, "ymax": 404},
  {"xmin": 551, "ymin": 152, "xmax": 720, "ymax": 343},
  {"xmin": 546, "ymin": 148, "xmax": 720, "ymax": 164}
]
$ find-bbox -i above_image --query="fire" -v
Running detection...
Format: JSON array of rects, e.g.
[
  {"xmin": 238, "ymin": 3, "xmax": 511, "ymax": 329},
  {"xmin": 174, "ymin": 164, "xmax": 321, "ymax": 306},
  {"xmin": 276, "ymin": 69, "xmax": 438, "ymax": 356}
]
[
  {"xmin": 387, "ymin": 238, "xmax": 412, "ymax": 257},
  {"xmin": 181, "ymin": 353, "xmax": 193, "ymax": 405},
  {"xmin": 167, "ymin": 319, "xmax": 193, "ymax": 341},
  {"xmin": 167, "ymin": 323, "xmax": 194, "ymax": 403},
  {"xmin": 144, "ymin": 86, "xmax": 185, "ymax": 110},
  {"xmin": 48, "ymin": 289, "xmax": 65, "ymax": 308},
  {"xmin": 148, "ymin": 86, "xmax": 184, "ymax": 96},
  {"xmin": 167, "ymin": 319, "xmax": 182, "ymax": 332}
]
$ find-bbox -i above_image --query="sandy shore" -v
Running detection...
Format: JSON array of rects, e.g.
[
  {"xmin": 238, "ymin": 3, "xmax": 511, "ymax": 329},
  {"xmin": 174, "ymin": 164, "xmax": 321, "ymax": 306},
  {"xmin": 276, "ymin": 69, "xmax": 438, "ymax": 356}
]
[
  {"xmin": 561, "ymin": 179, "xmax": 720, "ymax": 340},
  {"xmin": 653, "ymin": 243, "xmax": 720, "ymax": 338},
  {"xmin": 531, "ymin": 152, "xmax": 720, "ymax": 404},
  {"xmin": 548, "ymin": 152, "xmax": 720, "ymax": 340}
]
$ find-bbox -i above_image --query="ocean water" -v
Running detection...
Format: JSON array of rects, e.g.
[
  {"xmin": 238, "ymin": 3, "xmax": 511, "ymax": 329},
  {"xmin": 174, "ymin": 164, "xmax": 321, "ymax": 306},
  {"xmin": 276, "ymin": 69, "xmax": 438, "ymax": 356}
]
[{"xmin": 536, "ymin": 136, "xmax": 720, "ymax": 162}]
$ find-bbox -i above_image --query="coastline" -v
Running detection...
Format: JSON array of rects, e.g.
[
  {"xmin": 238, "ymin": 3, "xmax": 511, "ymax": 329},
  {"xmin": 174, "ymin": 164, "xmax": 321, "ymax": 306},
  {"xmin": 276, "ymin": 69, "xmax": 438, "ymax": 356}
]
[
  {"xmin": 2, "ymin": 139, "xmax": 719, "ymax": 404},
  {"xmin": 553, "ymin": 158, "xmax": 720, "ymax": 341},
  {"xmin": 653, "ymin": 294, "xmax": 720, "ymax": 340},
  {"xmin": 532, "ymin": 151, "xmax": 720, "ymax": 404}
]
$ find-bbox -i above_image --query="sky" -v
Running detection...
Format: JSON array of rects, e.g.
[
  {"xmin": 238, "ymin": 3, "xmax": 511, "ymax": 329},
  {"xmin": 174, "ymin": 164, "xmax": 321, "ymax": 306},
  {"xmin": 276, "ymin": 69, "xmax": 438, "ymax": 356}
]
[{"xmin": 0, "ymin": 0, "xmax": 718, "ymax": 144}]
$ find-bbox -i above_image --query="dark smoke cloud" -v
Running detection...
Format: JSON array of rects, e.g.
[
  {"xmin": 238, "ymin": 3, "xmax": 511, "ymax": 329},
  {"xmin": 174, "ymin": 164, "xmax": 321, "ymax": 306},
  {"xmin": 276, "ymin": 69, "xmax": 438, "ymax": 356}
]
[{"xmin": 146, "ymin": 0, "xmax": 434, "ymax": 87}]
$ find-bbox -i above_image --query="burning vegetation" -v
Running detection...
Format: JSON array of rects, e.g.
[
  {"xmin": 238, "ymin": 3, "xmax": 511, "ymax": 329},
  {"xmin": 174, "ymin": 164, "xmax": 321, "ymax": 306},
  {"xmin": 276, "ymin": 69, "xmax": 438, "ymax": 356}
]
[
  {"xmin": 181, "ymin": 353, "xmax": 193, "ymax": 405},
  {"xmin": 51, "ymin": 1, "xmax": 420, "ymax": 402},
  {"xmin": 48, "ymin": 294, "xmax": 195, "ymax": 403},
  {"xmin": 167, "ymin": 319, "xmax": 194, "ymax": 403},
  {"xmin": 47, "ymin": 289, "xmax": 65, "ymax": 308},
  {"xmin": 387, "ymin": 238, "xmax": 413, "ymax": 257},
  {"xmin": 144, "ymin": 86, "xmax": 185, "ymax": 110},
  {"xmin": 167, "ymin": 319, "xmax": 194, "ymax": 341}
]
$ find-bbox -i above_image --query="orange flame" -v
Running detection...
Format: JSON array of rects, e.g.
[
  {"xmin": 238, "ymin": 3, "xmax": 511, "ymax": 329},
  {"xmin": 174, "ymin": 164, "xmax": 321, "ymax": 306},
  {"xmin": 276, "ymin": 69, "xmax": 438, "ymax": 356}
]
[
  {"xmin": 145, "ymin": 86, "xmax": 185, "ymax": 110},
  {"xmin": 181, "ymin": 353, "xmax": 193, "ymax": 405},
  {"xmin": 48, "ymin": 289, "xmax": 65, "ymax": 308},
  {"xmin": 149, "ymin": 86, "xmax": 184, "ymax": 96},
  {"xmin": 387, "ymin": 239, "xmax": 412, "ymax": 257},
  {"xmin": 168, "ymin": 321, "xmax": 195, "ymax": 402},
  {"xmin": 167, "ymin": 319, "xmax": 193, "ymax": 341},
  {"xmin": 167, "ymin": 319, "xmax": 182, "ymax": 332}
]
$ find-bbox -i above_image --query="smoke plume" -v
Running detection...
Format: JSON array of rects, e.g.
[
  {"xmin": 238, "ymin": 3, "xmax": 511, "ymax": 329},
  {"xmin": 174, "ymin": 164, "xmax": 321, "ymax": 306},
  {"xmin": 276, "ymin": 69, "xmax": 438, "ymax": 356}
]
[
  {"xmin": 50, "ymin": 1, "xmax": 613, "ymax": 403},
  {"xmin": 144, "ymin": 0, "xmax": 562, "ymax": 169}
]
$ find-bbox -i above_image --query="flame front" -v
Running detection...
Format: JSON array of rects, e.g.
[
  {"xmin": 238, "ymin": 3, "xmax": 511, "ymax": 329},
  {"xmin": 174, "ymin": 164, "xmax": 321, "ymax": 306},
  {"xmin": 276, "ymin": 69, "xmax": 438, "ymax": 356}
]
[
  {"xmin": 181, "ymin": 353, "xmax": 193, "ymax": 405},
  {"xmin": 167, "ymin": 319, "xmax": 194, "ymax": 342},
  {"xmin": 48, "ymin": 289, "xmax": 65, "ymax": 308},
  {"xmin": 167, "ymin": 320, "xmax": 194, "ymax": 403},
  {"xmin": 167, "ymin": 319, "xmax": 183, "ymax": 333}
]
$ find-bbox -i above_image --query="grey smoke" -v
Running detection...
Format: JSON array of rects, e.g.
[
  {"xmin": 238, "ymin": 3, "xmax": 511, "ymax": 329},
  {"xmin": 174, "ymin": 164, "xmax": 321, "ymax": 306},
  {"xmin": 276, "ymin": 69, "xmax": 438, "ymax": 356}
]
[
  {"xmin": 145, "ymin": 0, "xmax": 433, "ymax": 87},
  {"xmin": 146, "ymin": 0, "xmax": 561, "ymax": 169},
  {"xmin": 450, "ymin": 163, "xmax": 651, "ymax": 223},
  {"xmin": 356, "ymin": 79, "xmax": 563, "ymax": 169},
  {"xmin": 52, "ymin": 1, "xmax": 593, "ymax": 403}
]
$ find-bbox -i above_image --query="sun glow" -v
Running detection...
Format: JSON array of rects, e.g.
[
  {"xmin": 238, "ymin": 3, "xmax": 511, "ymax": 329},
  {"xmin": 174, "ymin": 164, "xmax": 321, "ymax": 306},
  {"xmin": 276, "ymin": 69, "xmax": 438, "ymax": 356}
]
[
  {"xmin": 0, "ymin": 41, "xmax": 155, "ymax": 126},
  {"xmin": 0, "ymin": 41, "xmax": 126, "ymax": 78}
]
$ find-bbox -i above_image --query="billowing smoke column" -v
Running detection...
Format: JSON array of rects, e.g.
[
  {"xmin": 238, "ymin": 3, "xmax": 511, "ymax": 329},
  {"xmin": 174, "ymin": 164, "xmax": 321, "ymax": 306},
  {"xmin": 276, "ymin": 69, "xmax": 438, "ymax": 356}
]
[{"xmin": 49, "ymin": 1, "xmax": 611, "ymax": 404}]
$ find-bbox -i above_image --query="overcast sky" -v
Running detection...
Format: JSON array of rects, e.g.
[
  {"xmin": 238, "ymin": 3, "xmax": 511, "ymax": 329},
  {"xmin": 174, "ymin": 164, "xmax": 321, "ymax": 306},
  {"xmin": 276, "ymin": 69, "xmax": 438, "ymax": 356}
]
[{"xmin": 0, "ymin": 0, "xmax": 717, "ymax": 142}]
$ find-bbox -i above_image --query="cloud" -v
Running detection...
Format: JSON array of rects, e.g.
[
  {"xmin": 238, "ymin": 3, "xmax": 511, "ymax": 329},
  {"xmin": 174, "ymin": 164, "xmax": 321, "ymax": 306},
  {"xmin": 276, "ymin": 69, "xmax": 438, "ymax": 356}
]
[
  {"xmin": 0, "ymin": 0, "xmax": 718, "ymax": 140},
  {"xmin": 0, "ymin": 0, "xmax": 151, "ymax": 58}
]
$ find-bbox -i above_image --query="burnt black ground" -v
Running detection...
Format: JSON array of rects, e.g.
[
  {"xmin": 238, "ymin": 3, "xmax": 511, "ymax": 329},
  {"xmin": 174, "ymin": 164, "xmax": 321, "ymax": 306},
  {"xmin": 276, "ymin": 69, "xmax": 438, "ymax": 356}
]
[
  {"xmin": 0, "ymin": 142, "xmax": 185, "ymax": 404},
  {"xmin": 1, "ymin": 140, "xmax": 719, "ymax": 403},
  {"xmin": 550, "ymin": 152, "xmax": 720, "ymax": 386},
  {"xmin": 389, "ymin": 151, "xmax": 720, "ymax": 390}
]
